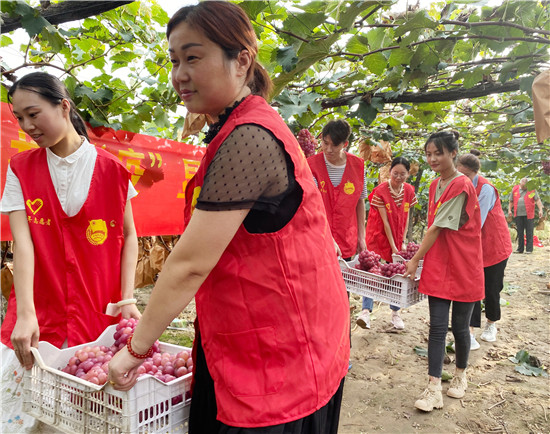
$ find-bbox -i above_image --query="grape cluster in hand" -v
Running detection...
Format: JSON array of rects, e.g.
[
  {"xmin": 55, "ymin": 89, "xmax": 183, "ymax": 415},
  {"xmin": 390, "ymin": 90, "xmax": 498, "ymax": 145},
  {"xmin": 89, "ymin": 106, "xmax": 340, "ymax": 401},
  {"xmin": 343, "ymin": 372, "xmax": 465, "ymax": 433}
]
[
  {"xmin": 297, "ymin": 129, "xmax": 317, "ymax": 157},
  {"xmin": 397, "ymin": 242, "xmax": 420, "ymax": 260},
  {"xmin": 61, "ymin": 318, "xmax": 192, "ymax": 386}
]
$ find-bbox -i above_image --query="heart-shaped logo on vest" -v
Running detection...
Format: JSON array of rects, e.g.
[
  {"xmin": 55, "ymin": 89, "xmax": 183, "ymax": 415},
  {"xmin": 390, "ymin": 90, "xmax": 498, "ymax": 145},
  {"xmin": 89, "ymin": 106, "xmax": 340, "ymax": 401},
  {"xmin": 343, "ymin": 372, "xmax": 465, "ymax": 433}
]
[{"xmin": 26, "ymin": 198, "xmax": 44, "ymax": 215}]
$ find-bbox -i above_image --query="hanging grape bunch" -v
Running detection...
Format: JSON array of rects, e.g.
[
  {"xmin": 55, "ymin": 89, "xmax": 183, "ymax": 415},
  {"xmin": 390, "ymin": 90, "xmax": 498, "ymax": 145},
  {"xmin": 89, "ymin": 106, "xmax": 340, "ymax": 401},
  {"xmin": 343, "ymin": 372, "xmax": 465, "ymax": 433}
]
[
  {"xmin": 542, "ymin": 161, "xmax": 550, "ymax": 175},
  {"xmin": 297, "ymin": 129, "xmax": 317, "ymax": 158}
]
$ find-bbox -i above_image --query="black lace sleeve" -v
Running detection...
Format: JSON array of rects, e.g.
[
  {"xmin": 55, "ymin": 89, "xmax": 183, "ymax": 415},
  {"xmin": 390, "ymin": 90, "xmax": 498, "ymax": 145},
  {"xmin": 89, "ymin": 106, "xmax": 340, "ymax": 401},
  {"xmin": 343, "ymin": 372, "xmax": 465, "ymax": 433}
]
[{"xmin": 195, "ymin": 124, "xmax": 292, "ymax": 212}]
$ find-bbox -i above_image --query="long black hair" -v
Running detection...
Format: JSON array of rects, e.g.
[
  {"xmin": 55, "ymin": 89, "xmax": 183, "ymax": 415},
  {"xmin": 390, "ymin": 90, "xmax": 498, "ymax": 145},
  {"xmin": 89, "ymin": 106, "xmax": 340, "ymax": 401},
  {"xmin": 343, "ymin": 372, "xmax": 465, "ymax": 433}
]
[{"xmin": 8, "ymin": 72, "xmax": 89, "ymax": 140}]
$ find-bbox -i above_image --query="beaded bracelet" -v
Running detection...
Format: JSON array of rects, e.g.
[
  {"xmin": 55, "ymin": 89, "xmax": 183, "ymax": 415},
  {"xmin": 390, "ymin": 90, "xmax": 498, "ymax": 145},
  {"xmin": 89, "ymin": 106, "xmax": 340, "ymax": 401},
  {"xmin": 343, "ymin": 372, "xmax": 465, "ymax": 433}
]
[{"xmin": 126, "ymin": 335, "xmax": 154, "ymax": 359}]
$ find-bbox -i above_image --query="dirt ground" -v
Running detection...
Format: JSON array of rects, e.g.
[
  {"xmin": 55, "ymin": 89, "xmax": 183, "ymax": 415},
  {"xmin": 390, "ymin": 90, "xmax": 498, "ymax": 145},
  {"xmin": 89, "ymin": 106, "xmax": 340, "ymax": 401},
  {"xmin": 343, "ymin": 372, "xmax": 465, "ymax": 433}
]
[
  {"xmin": 134, "ymin": 243, "xmax": 550, "ymax": 434},
  {"xmin": 342, "ymin": 246, "xmax": 550, "ymax": 434}
]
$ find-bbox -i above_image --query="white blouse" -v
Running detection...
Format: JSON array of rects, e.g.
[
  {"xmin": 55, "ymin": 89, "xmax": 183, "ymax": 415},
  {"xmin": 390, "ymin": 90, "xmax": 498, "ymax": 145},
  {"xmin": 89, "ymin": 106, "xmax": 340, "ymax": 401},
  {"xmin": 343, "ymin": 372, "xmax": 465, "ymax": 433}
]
[{"xmin": 1, "ymin": 139, "xmax": 137, "ymax": 217}]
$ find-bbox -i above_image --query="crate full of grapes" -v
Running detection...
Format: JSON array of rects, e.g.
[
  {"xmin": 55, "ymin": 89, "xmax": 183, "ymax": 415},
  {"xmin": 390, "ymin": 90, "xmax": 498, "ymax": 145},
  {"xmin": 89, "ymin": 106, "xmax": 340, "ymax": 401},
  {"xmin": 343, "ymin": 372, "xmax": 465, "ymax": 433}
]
[
  {"xmin": 339, "ymin": 252, "xmax": 425, "ymax": 308},
  {"xmin": 23, "ymin": 319, "xmax": 192, "ymax": 434}
]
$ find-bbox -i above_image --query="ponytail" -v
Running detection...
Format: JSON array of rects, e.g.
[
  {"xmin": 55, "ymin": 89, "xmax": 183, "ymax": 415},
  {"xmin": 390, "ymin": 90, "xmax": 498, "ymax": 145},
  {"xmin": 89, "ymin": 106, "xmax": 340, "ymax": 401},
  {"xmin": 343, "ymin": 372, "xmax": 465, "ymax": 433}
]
[{"xmin": 250, "ymin": 62, "xmax": 273, "ymax": 100}]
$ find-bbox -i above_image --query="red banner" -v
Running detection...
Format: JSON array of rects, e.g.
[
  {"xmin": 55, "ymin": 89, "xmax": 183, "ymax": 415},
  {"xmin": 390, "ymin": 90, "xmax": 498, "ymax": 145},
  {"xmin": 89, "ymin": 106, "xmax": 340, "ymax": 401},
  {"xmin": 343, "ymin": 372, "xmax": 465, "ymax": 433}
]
[{"xmin": 1, "ymin": 102, "xmax": 205, "ymax": 240}]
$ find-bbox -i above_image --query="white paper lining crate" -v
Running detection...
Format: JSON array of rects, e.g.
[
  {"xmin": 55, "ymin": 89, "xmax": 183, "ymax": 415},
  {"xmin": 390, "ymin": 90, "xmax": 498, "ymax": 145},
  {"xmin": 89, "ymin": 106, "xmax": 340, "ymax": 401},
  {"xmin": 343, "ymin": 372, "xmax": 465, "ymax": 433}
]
[
  {"xmin": 340, "ymin": 258, "xmax": 425, "ymax": 308},
  {"xmin": 23, "ymin": 324, "xmax": 192, "ymax": 434},
  {"xmin": 392, "ymin": 254, "xmax": 424, "ymax": 277}
]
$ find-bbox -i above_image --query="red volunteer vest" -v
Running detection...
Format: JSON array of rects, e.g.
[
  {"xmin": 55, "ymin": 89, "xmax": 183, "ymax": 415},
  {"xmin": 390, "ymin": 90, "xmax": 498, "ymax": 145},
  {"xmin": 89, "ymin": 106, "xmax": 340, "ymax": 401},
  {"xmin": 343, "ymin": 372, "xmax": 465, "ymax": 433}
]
[
  {"xmin": 419, "ymin": 175, "xmax": 484, "ymax": 302},
  {"xmin": 183, "ymin": 96, "xmax": 349, "ymax": 428},
  {"xmin": 1, "ymin": 147, "xmax": 129, "ymax": 349},
  {"xmin": 512, "ymin": 185, "xmax": 536, "ymax": 219},
  {"xmin": 307, "ymin": 152, "xmax": 364, "ymax": 258},
  {"xmin": 476, "ymin": 176, "xmax": 512, "ymax": 267},
  {"xmin": 365, "ymin": 182, "xmax": 416, "ymax": 262}
]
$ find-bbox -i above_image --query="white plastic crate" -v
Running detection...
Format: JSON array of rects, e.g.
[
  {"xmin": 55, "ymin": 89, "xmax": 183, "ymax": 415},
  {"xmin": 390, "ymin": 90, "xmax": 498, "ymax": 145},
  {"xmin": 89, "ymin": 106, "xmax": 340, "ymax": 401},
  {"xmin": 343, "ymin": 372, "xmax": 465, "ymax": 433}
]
[
  {"xmin": 392, "ymin": 254, "xmax": 423, "ymax": 277},
  {"xmin": 340, "ymin": 258, "xmax": 425, "ymax": 308},
  {"xmin": 23, "ymin": 325, "xmax": 192, "ymax": 434}
]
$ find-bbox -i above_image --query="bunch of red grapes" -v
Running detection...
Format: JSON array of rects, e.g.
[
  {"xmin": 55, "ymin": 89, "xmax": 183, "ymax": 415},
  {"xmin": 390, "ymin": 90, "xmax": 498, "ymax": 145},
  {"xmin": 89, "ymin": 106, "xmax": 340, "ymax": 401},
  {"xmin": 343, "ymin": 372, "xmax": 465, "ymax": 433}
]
[
  {"xmin": 61, "ymin": 318, "xmax": 192, "ymax": 386},
  {"xmin": 379, "ymin": 262, "xmax": 406, "ymax": 277},
  {"xmin": 357, "ymin": 250, "xmax": 381, "ymax": 273},
  {"xmin": 297, "ymin": 129, "xmax": 317, "ymax": 157},
  {"xmin": 397, "ymin": 242, "xmax": 420, "ymax": 260},
  {"xmin": 542, "ymin": 161, "xmax": 550, "ymax": 175}
]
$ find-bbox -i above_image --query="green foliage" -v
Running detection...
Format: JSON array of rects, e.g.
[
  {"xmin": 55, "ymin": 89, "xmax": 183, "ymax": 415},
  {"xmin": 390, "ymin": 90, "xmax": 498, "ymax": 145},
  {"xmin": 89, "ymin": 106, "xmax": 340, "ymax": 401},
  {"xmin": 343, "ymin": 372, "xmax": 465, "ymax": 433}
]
[
  {"xmin": 1, "ymin": 0, "xmax": 549, "ymax": 213},
  {"xmin": 509, "ymin": 350, "xmax": 548, "ymax": 377}
]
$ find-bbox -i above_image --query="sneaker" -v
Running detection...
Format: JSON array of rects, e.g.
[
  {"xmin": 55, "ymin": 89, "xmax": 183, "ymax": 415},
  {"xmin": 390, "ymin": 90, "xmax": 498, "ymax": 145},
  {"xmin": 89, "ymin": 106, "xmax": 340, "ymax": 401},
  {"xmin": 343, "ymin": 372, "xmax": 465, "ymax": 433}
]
[
  {"xmin": 415, "ymin": 380, "xmax": 443, "ymax": 412},
  {"xmin": 525, "ymin": 251, "xmax": 533, "ymax": 254},
  {"xmin": 513, "ymin": 250, "xmax": 523, "ymax": 254},
  {"xmin": 447, "ymin": 371, "xmax": 467, "ymax": 399},
  {"xmin": 470, "ymin": 333, "xmax": 480, "ymax": 350},
  {"xmin": 391, "ymin": 311, "xmax": 405, "ymax": 330},
  {"xmin": 480, "ymin": 322, "xmax": 497, "ymax": 342},
  {"xmin": 356, "ymin": 310, "xmax": 371, "ymax": 329},
  {"xmin": 450, "ymin": 333, "xmax": 480, "ymax": 352}
]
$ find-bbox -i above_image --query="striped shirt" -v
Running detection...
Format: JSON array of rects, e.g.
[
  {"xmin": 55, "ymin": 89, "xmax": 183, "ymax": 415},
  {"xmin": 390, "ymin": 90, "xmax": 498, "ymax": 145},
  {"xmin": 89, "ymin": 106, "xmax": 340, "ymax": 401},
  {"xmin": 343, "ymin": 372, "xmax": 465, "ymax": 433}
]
[
  {"xmin": 371, "ymin": 180, "xmax": 417, "ymax": 209},
  {"xmin": 312, "ymin": 154, "xmax": 368, "ymax": 199}
]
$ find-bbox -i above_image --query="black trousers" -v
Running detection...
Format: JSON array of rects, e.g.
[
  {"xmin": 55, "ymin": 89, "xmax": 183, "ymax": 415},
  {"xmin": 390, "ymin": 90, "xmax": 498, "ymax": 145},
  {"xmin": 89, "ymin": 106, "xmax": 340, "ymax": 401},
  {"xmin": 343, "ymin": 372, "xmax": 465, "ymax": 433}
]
[
  {"xmin": 428, "ymin": 296, "xmax": 475, "ymax": 377},
  {"xmin": 515, "ymin": 216, "xmax": 534, "ymax": 253},
  {"xmin": 470, "ymin": 258, "xmax": 509, "ymax": 327}
]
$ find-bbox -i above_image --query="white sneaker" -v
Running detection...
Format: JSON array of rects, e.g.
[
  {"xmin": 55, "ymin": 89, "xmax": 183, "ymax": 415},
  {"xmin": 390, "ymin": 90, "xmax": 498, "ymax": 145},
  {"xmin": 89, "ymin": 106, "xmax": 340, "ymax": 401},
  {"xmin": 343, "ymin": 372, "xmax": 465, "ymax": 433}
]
[
  {"xmin": 470, "ymin": 333, "xmax": 480, "ymax": 350},
  {"xmin": 450, "ymin": 333, "xmax": 480, "ymax": 351},
  {"xmin": 391, "ymin": 311, "xmax": 405, "ymax": 330},
  {"xmin": 480, "ymin": 322, "xmax": 497, "ymax": 342},
  {"xmin": 356, "ymin": 310, "xmax": 371, "ymax": 329},
  {"xmin": 415, "ymin": 380, "xmax": 443, "ymax": 412},
  {"xmin": 447, "ymin": 370, "xmax": 467, "ymax": 399}
]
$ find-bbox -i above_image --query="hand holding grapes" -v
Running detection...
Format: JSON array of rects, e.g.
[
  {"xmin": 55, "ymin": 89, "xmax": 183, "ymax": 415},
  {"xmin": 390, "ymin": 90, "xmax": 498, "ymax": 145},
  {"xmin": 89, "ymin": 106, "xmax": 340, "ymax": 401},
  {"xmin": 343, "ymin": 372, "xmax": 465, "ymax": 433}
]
[
  {"xmin": 121, "ymin": 303, "xmax": 142, "ymax": 320},
  {"xmin": 108, "ymin": 346, "xmax": 143, "ymax": 391}
]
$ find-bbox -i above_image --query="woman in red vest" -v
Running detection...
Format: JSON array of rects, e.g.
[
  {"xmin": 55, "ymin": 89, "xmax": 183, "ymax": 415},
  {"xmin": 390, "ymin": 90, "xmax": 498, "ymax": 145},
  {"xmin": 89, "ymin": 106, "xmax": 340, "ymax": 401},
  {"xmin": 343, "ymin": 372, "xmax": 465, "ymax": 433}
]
[
  {"xmin": 108, "ymin": 3, "xmax": 349, "ymax": 433},
  {"xmin": 404, "ymin": 131, "xmax": 484, "ymax": 412},
  {"xmin": 0, "ymin": 72, "xmax": 139, "ymax": 432},
  {"xmin": 358, "ymin": 157, "xmax": 417, "ymax": 330},
  {"xmin": 508, "ymin": 178, "xmax": 544, "ymax": 254},
  {"xmin": 307, "ymin": 119, "xmax": 367, "ymax": 260},
  {"xmin": 457, "ymin": 154, "xmax": 512, "ymax": 344}
]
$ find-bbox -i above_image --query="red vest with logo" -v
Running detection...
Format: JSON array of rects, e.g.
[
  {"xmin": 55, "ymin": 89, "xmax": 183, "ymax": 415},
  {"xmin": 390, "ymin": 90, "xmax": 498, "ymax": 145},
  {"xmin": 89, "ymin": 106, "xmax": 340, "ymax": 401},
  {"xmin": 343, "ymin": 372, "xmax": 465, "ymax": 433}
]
[
  {"xmin": 307, "ymin": 152, "xmax": 364, "ymax": 258},
  {"xmin": 512, "ymin": 185, "xmax": 536, "ymax": 219},
  {"xmin": 476, "ymin": 176, "xmax": 512, "ymax": 267},
  {"xmin": 1, "ymin": 147, "xmax": 129, "ymax": 349},
  {"xmin": 184, "ymin": 96, "xmax": 349, "ymax": 427},
  {"xmin": 365, "ymin": 182, "xmax": 415, "ymax": 262},
  {"xmin": 419, "ymin": 175, "xmax": 484, "ymax": 302}
]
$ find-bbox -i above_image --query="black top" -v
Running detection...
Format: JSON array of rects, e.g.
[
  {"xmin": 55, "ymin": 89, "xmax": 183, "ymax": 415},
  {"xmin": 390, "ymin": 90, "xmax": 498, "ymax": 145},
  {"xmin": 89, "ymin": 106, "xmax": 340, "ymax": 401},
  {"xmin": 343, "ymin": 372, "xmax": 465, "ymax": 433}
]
[{"xmin": 195, "ymin": 122, "xmax": 302, "ymax": 233}]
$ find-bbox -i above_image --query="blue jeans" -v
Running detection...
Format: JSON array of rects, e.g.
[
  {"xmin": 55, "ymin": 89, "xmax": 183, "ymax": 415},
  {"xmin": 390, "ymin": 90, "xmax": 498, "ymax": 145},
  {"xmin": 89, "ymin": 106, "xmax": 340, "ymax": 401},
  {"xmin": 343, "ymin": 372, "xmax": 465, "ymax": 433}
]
[{"xmin": 362, "ymin": 297, "xmax": 399, "ymax": 312}]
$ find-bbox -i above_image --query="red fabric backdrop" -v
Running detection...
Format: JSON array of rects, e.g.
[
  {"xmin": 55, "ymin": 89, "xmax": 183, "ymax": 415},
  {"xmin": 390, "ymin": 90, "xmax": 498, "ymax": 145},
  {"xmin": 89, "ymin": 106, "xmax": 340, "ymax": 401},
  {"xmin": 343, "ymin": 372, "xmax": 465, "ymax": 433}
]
[{"xmin": 0, "ymin": 102, "xmax": 205, "ymax": 240}]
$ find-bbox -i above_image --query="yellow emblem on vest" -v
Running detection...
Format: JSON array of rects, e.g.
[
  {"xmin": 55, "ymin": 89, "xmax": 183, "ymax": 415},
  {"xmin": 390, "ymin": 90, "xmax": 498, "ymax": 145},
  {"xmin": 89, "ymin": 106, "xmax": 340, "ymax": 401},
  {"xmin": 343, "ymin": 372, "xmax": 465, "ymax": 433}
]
[
  {"xmin": 191, "ymin": 186, "xmax": 201, "ymax": 215},
  {"xmin": 343, "ymin": 181, "xmax": 355, "ymax": 195},
  {"xmin": 26, "ymin": 198, "xmax": 44, "ymax": 215},
  {"xmin": 404, "ymin": 202, "xmax": 410, "ymax": 213},
  {"xmin": 86, "ymin": 219, "xmax": 108, "ymax": 246},
  {"xmin": 528, "ymin": 191, "xmax": 535, "ymax": 199}
]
